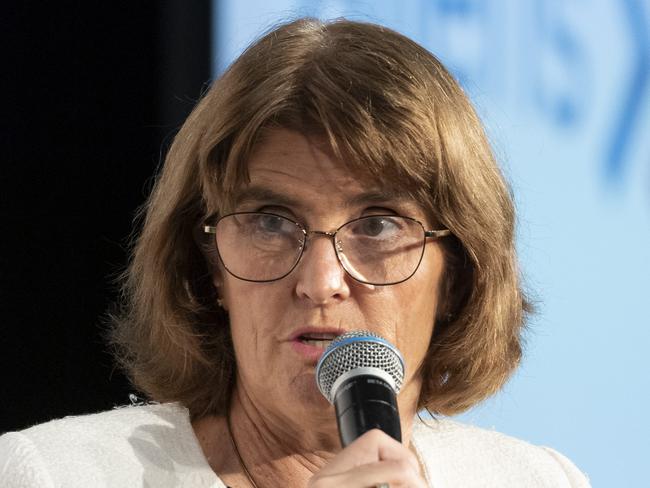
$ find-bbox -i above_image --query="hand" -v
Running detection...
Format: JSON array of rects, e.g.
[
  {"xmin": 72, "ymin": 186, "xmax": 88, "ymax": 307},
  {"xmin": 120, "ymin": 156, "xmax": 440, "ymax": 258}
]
[{"xmin": 308, "ymin": 429, "xmax": 427, "ymax": 488}]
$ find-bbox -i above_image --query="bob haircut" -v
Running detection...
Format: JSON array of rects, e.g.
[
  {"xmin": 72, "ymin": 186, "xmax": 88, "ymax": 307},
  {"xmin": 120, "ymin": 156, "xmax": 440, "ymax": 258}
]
[{"xmin": 111, "ymin": 18, "xmax": 529, "ymax": 419}]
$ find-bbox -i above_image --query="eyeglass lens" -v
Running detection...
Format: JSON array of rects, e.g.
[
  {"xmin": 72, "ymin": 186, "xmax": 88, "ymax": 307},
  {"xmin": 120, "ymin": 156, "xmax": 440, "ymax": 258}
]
[{"xmin": 214, "ymin": 213, "xmax": 426, "ymax": 285}]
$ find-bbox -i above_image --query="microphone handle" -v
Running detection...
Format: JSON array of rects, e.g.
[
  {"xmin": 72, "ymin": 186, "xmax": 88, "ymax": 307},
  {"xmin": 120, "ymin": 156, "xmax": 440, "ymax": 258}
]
[{"xmin": 333, "ymin": 374, "xmax": 402, "ymax": 447}]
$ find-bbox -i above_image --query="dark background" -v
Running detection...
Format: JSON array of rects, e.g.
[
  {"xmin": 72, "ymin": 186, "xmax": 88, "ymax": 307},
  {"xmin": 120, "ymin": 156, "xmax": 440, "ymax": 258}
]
[{"xmin": 1, "ymin": 2, "xmax": 213, "ymax": 432}]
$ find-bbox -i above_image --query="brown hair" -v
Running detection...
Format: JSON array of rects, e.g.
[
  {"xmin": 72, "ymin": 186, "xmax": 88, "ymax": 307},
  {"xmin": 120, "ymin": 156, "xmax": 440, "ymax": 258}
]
[{"xmin": 110, "ymin": 17, "xmax": 529, "ymax": 418}]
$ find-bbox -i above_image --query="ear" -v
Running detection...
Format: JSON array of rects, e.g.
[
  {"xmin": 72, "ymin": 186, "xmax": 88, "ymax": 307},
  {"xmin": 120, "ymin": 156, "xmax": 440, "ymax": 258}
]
[
  {"xmin": 212, "ymin": 272, "xmax": 223, "ymax": 289},
  {"xmin": 212, "ymin": 271, "xmax": 228, "ymax": 311}
]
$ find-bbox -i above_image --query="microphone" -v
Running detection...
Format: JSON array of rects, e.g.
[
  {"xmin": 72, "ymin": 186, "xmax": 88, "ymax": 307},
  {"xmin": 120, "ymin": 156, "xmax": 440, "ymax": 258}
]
[{"xmin": 316, "ymin": 330, "xmax": 405, "ymax": 447}]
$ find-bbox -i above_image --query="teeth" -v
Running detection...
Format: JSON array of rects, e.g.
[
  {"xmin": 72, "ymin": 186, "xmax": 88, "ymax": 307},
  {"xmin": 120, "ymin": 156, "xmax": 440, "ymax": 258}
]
[
  {"xmin": 302, "ymin": 339, "xmax": 333, "ymax": 348},
  {"xmin": 301, "ymin": 333, "xmax": 337, "ymax": 340}
]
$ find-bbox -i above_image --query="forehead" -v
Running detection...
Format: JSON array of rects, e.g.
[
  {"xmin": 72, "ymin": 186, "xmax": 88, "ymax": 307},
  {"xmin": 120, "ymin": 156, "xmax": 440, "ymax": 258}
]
[
  {"xmin": 230, "ymin": 128, "xmax": 429, "ymax": 220},
  {"xmin": 245, "ymin": 128, "xmax": 362, "ymax": 185}
]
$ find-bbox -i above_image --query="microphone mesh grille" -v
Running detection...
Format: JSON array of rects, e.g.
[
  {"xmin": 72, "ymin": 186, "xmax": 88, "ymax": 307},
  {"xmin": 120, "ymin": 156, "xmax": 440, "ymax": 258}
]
[{"xmin": 316, "ymin": 330, "xmax": 405, "ymax": 403}]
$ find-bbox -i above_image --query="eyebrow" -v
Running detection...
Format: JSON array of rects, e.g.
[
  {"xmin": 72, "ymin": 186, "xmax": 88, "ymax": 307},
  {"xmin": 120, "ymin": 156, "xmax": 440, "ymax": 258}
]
[
  {"xmin": 234, "ymin": 185, "xmax": 415, "ymax": 210},
  {"xmin": 234, "ymin": 186, "xmax": 303, "ymax": 208}
]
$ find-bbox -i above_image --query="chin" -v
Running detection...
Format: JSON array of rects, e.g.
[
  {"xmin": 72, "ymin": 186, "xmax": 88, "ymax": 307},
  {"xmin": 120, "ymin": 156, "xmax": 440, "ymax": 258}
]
[{"xmin": 289, "ymin": 372, "xmax": 334, "ymax": 415}]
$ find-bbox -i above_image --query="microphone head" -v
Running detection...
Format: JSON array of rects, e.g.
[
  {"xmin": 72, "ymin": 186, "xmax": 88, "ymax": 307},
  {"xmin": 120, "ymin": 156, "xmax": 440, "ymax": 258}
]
[{"xmin": 316, "ymin": 330, "xmax": 405, "ymax": 403}]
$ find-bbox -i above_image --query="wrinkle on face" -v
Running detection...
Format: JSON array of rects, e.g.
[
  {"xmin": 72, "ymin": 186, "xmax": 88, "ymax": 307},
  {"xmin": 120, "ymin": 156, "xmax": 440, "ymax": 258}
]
[{"xmin": 220, "ymin": 128, "xmax": 445, "ymax": 445}]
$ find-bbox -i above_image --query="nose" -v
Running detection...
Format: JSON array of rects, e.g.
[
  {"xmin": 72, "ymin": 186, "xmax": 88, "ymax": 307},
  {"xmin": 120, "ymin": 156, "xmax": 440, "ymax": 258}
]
[{"xmin": 294, "ymin": 233, "xmax": 351, "ymax": 304}]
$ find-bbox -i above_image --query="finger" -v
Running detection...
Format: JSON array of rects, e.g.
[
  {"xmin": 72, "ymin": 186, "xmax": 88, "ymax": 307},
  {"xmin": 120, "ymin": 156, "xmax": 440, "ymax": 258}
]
[
  {"xmin": 310, "ymin": 459, "xmax": 427, "ymax": 488},
  {"xmin": 315, "ymin": 429, "xmax": 419, "ymax": 476},
  {"xmin": 376, "ymin": 435, "xmax": 420, "ymax": 472}
]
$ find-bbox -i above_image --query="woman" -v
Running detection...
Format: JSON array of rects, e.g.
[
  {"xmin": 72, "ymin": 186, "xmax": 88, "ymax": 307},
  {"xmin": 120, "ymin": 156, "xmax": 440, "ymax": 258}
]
[{"xmin": 0, "ymin": 18, "xmax": 590, "ymax": 487}]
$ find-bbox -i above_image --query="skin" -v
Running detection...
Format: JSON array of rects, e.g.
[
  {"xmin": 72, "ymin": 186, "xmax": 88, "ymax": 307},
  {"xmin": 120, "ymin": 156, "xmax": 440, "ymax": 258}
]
[{"xmin": 192, "ymin": 129, "xmax": 444, "ymax": 487}]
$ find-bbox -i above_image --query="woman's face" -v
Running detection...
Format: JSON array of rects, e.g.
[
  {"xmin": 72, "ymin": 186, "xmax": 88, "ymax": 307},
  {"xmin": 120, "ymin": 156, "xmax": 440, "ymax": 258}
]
[{"xmin": 218, "ymin": 128, "xmax": 445, "ymax": 423}]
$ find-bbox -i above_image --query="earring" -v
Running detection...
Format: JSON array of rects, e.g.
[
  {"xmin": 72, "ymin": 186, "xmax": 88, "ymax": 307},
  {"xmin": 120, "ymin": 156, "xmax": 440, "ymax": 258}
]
[{"xmin": 217, "ymin": 297, "xmax": 224, "ymax": 308}]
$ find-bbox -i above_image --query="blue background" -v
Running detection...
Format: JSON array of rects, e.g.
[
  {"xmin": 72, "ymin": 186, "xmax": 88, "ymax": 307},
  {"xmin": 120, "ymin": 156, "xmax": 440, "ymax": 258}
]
[{"xmin": 212, "ymin": 1, "xmax": 650, "ymax": 485}]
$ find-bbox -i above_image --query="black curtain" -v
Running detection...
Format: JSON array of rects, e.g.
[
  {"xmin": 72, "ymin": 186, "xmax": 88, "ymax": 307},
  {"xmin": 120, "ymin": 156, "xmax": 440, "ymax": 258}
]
[{"xmin": 1, "ymin": 2, "xmax": 213, "ymax": 432}]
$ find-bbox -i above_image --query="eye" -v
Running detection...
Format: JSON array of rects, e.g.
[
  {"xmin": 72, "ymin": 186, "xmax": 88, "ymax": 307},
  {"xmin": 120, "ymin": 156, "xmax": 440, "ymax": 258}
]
[
  {"xmin": 251, "ymin": 213, "xmax": 295, "ymax": 235},
  {"xmin": 350, "ymin": 216, "xmax": 402, "ymax": 239}
]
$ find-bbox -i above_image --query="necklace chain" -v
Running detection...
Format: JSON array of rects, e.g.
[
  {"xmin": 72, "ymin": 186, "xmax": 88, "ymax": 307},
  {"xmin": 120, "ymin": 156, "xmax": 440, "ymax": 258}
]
[{"xmin": 226, "ymin": 414, "xmax": 260, "ymax": 488}]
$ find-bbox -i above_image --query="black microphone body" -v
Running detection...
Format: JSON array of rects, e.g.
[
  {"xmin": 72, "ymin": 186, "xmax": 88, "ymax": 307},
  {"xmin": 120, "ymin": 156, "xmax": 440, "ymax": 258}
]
[
  {"xmin": 333, "ymin": 373, "xmax": 401, "ymax": 447},
  {"xmin": 316, "ymin": 331, "xmax": 405, "ymax": 447}
]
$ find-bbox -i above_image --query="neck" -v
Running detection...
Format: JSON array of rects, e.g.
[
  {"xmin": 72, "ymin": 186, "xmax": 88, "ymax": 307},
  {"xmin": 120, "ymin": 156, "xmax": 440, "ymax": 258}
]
[
  {"xmin": 193, "ymin": 378, "xmax": 421, "ymax": 488},
  {"xmin": 225, "ymin": 385, "xmax": 337, "ymax": 487}
]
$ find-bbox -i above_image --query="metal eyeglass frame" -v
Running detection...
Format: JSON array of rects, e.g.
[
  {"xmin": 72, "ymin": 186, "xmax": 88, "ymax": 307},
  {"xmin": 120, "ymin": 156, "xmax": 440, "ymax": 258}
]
[{"xmin": 203, "ymin": 211, "xmax": 452, "ymax": 286}]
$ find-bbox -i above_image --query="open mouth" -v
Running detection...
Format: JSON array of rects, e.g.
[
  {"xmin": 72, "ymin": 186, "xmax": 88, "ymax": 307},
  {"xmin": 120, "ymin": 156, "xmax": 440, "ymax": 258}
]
[{"xmin": 297, "ymin": 332, "xmax": 338, "ymax": 349}]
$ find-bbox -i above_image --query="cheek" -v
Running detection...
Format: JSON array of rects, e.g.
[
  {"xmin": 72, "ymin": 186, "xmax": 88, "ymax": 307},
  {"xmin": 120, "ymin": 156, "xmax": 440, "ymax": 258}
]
[
  {"xmin": 222, "ymin": 280, "xmax": 287, "ymax": 344},
  {"xmin": 393, "ymin": 252, "xmax": 444, "ymax": 370},
  {"xmin": 396, "ymin": 287, "xmax": 437, "ymax": 371}
]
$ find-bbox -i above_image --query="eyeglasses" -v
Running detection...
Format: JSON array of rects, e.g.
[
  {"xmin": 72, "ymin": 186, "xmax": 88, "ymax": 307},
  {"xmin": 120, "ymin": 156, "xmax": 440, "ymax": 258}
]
[{"xmin": 203, "ymin": 212, "xmax": 451, "ymax": 286}]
